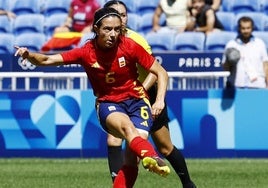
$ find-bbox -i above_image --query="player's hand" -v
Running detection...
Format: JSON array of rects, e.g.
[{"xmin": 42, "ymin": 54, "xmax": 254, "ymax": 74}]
[
  {"xmin": 14, "ymin": 46, "xmax": 29, "ymax": 65},
  {"xmin": 151, "ymin": 100, "xmax": 165, "ymax": 119}
]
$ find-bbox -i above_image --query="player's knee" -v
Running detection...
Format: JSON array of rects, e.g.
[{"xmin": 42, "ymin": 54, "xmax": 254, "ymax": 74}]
[
  {"xmin": 107, "ymin": 134, "xmax": 122, "ymax": 146},
  {"xmin": 157, "ymin": 145, "xmax": 174, "ymax": 157}
]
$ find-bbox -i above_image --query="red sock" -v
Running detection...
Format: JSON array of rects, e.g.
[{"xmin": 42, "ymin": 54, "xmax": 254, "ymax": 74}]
[
  {"xmin": 113, "ymin": 165, "xmax": 138, "ymax": 188},
  {"xmin": 129, "ymin": 136, "xmax": 157, "ymax": 158}
]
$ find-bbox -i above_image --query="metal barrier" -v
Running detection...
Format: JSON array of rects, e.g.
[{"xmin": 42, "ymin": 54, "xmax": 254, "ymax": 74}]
[
  {"xmin": 168, "ymin": 71, "xmax": 230, "ymax": 90},
  {"xmin": 0, "ymin": 71, "xmax": 230, "ymax": 90}
]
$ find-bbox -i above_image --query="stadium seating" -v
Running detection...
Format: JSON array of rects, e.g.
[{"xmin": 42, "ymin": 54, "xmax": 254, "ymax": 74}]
[
  {"xmin": 0, "ymin": 33, "xmax": 15, "ymax": 53},
  {"xmin": 253, "ymin": 31, "xmax": 268, "ymax": 50},
  {"xmin": 127, "ymin": 13, "xmax": 141, "ymax": 31},
  {"xmin": 205, "ymin": 31, "xmax": 237, "ymax": 52},
  {"xmin": 0, "ymin": 0, "xmax": 7, "ymax": 10},
  {"xmin": 216, "ymin": 12, "xmax": 236, "ymax": 31},
  {"xmin": 14, "ymin": 33, "xmax": 46, "ymax": 52},
  {"xmin": 0, "ymin": 16, "xmax": 13, "ymax": 33},
  {"xmin": 45, "ymin": 13, "xmax": 68, "ymax": 37},
  {"xmin": 222, "ymin": 0, "xmax": 262, "ymax": 14},
  {"xmin": 121, "ymin": 0, "xmax": 136, "ymax": 13},
  {"xmin": 235, "ymin": 12, "xmax": 267, "ymax": 31},
  {"xmin": 78, "ymin": 32, "xmax": 95, "ymax": 47},
  {"xmin": 135, "ymin": 0, "xmax": 158, "ymax": 15},
  {"xmin": 138, "ymin": 12, "xmax": 165, "ymax": 34},
  {"xmin": 13, "ymin": 14, "xmax": 45, "ymax": 36},
  {"xmin": 10, "ymin": 0, "xmax": 41, "ymax": 15},
  {"xmin": 260, "ymin": 0, "xmax": 268, "ymax": 14},
  {"xmin": 145, "ymin": 32, "xmax": 175, "ymax": 51},
  {"xmin": 43, "ymin": 0, "xmax": 71, "ymax": 17},
  {"xmin": 173, "ymin": 32, "xmax": 205, "ymax": 51}
]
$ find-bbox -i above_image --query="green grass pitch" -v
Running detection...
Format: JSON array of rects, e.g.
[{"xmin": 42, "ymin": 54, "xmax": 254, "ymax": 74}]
[{"xmin": 0, "ymin": 158, "xmax": 267, "ymax": 188}]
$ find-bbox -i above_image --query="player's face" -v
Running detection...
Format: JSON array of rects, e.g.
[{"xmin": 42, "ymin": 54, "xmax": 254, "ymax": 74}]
[
  {"xmin": 109, "ymin": 4, "xmax": 128, "ymax": 27},
  {"xmin": 95, "ymin": 16, "xmax": 122, "ymax": 49},
  {"xmin": 239, "ymin": 21, "xmax": 253, "ymax": 39}
]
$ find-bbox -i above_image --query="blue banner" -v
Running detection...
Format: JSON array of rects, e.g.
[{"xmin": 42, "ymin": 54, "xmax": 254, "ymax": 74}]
[
  {"xmin": 10, "ymin": 52, "xmax": 224, "ymax": 72},
  {"xmin": 154, "ymin": 52, "xmax": 224, "ymax": 72},
  {"xmin": 1, "ymin": 89, "xmax": 268, "ymax": 158},
  {"xmin": 0, "ymin": 53, "xmax": 12, "ymax": 72}
]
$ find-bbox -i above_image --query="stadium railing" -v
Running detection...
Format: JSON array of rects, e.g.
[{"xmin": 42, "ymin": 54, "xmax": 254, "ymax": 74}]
[{"xmin": 0, "ymin": 71, "xmax": 230, "ymax": 91}]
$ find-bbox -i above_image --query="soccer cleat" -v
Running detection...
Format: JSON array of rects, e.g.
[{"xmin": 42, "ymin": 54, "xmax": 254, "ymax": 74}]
[{"xmin": 142, "ymin": 156, "xmax": 170, "ymax": 177}]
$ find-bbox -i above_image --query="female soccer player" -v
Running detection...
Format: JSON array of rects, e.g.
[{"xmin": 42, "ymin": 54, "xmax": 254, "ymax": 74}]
[
  {"xmin": 104, "ymin": 1, "xmax": 196, "ymax": 188},
  {"xmin": 15, "ymin": 7, "xmax": 170, "ymax": 188}
]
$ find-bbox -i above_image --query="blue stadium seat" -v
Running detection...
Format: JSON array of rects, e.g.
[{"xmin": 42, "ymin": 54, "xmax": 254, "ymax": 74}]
[
  {"xmin": 253, "ymin": 31, "xmax": 268, "ymax": 49},
  {"xmin": 121, "ymin": 0, "xmax": 136, "ymax": 13},
  {"xmin": 260, "ymin": 0, "xmax": 268, "ymax": 14},
  {"xmin": 14, "ymin": 33, "xmax": 46, "ymax": 52},
  {"xmin": 138, "ymin": 12, "xmax": 165, "ymax": 34},
  {"xmin": 235, "ymin": 12, "xmax": 266, "ymax": 31},
  {"xmin": 216, "ymin": 12, "xmax": 236, "ymax": 31},
  {"xmin": 205, "ymin": 31, "xmax": 237, "ymax": 52},
  {"xmin": 223, "ymin": 0, "xmax": 262, "ymax": 14},
  {"xmin": 127, "ymin": 13, "xmax": 140, "ymax": 31},
  {"xmin": 0, "ymin": 16, "xmax": 13, "ymax": 33},
  {"xmin": 13, "ymin": 14, "xmax": 45, "ymax": 36},
  {"xmin": 135, "ymin": 0, "xmax": 158, "ymax": 15},
  {"xmin": 145, "ymin": 32, "xmax": 175, "ymax": 51},
  {"xmin": 173, "ymin": 32, "xmax": 205, "ymax": 51},
  {"xmin": 78, "ymin": 32, "xmax": 95, "ymax": 46},
  {"xmin": 45, "ymin": 13, "xmax": 68, "ymax": 37},
  {"xmin": 0, "ymin": 33, "xmax": 15, "ymax": 54},
  {"xmin": 10, "ymin": 0, "xmax": 41, "ymax": 15},
  {"xmin": 43, "ymin": 0, "xmax": 71, "ymax": 17},
  {"xmin": 0, "ymin": 0, "xmax": 8, "ymax": 10}
]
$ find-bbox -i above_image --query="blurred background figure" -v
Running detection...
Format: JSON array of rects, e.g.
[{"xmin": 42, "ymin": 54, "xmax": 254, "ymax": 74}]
[
  {"xmin": 53, "ymin": 0, "xmax": 100, "ymax": 34},
  {"xmin": 152, "ymin": 0, "xmax": 194, "ymax": 34},
  {"xmin": 205, "ymin": 0, "xmax": 221, "ymax": 11},
  {"xmin": 189, "ymin": 0, "xmax": 223, "ymax": 34},
  {"xmin": 222, "ymin": 16, "xmax": 268, "ymax": 89},
  {"xmin": 0, "ymin": 8, "xmax": 16, "ymax": 19}
]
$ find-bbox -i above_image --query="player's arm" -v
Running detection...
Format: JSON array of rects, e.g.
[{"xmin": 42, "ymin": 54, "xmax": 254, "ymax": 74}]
[
  {"xmin": 14, "ymin": 46, "xmax": 64, "ymax": 66},
  {"xmin": 148, "ymin": 60, "xmax": 168, "ymax": 117},
  {"xmin": 142, "ymin": 73, "xmax": 157, "ymax": 91},
  {"xmin": 152, "ymin": 4, "xmax": 163, "ymax": 32}
]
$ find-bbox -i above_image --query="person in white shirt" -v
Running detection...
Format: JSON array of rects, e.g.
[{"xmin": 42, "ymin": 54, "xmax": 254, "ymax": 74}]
[
  {"xmin": 223, "ymin": 16, "xmax": 268, "ymax": 88},
  {"xmin": 152, "ymin": 0, "xmax": 194, "ymax": 33}
]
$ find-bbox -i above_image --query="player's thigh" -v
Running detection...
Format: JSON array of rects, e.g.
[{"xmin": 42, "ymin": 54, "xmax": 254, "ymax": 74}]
[{"xmin": 106, "ymin": 112, "xmax": 138, "ymax": 138}]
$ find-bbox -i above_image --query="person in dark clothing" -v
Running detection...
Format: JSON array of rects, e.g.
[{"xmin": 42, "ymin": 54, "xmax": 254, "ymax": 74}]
[
  {"xmin": 190, "ymin": 0, "xmax": 223, "ymax": 34},
  {"xmin": 205, "ymin": 0, "xmax": 221, "ymax": 11}
]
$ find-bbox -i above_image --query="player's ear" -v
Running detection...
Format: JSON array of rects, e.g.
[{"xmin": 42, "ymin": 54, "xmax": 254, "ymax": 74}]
[{"xmin": 93, "ymin": 25, "xmax": 99, "ymax": 35}]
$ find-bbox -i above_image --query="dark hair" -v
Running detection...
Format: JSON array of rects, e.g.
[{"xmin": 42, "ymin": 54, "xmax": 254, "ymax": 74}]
[
  {"xmin": 93, "ymin": 7, "xmax": 121, "ymax": 28},
  {"xmin": 238, "ymin": 16, "xmax": 254, "ymax": 32},
  {"xmin": 104, "ymin": 0, "xmax": 127, "ymax": 10}
]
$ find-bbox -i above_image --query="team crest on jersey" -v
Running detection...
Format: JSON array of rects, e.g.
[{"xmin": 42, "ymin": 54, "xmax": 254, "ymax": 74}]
[{"xmin": 118, "ymin": 57, "xmax": 126, "ymax": 67}]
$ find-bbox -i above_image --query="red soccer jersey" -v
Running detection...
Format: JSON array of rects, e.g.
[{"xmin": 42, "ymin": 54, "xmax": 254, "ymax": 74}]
[
  {"xmin": 70, "ymin": 0, "xmax": 100, "ymax": 32},
  {"xmin": 61, "ymin": 36, "xmax": 155, "ymax": 102}
]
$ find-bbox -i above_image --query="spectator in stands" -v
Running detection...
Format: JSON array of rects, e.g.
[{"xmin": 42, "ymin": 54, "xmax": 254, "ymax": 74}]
[
  {"xmin": 53, "ymin": 0, "xmax": 100, "ymax": 34},
  {"xmin": 152, "ymin": 0, "xmax": 195, "ymax": 34},
  {"xmin": 0, "ymin": 9, "xmax": 16, "ymax": 19},
  {"xmin": 205, "ymin": 0, "xmax": 221, "ymax": 11},
  {"xmin": 222, "ymin": 16, "xmax": 268, "ymax": 88},
  {"xmin": 189, "ymin": 0, "xmax": 223, "ymax": 34}
]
